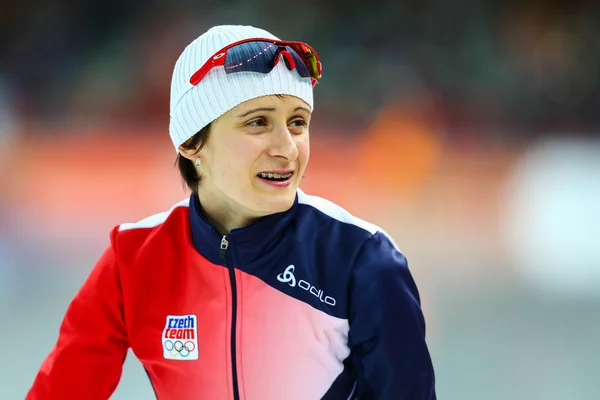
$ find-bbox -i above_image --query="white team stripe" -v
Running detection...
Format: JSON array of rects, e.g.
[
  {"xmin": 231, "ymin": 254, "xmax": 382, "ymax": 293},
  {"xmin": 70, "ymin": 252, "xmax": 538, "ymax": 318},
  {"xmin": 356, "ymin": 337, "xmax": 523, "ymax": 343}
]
[
  {"xmin": 297, "ymin": 189, "xmax": 401, "ymax": 252},
  {"xmin": 118, "ymin": 198, "xmax": 190, "ymax": 231}
]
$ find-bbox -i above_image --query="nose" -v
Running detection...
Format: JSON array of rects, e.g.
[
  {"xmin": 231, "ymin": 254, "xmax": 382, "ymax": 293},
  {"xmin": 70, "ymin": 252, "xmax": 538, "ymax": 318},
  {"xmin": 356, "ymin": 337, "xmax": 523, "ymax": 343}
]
[{"xmin": 267, "ymin": 125, "xmax": 299, "ymax": 161}]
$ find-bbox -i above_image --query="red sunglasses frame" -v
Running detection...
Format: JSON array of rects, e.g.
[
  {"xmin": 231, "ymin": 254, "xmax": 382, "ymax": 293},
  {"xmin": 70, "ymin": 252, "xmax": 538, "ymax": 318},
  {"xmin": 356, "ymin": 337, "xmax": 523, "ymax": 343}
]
[{"xmin": 189, "ymin": 37, "xmax": 323, "ymax": 88}]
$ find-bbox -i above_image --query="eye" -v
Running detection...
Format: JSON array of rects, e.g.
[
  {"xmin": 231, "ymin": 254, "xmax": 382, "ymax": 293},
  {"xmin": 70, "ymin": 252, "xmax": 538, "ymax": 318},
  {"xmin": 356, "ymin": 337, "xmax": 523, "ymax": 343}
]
[
  {"xmin": 246, "ymin": 117, "xmax": 268, "ymax": 128},
  {"xmin": 289, "ymin": 118, "xmax": 308, "ymax": 129}
]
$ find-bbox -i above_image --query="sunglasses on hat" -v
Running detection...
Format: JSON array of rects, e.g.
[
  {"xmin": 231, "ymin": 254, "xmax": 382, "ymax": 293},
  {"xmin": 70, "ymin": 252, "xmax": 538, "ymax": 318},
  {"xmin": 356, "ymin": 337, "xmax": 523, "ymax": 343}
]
[{"xmin": 189, "ymin": 38, "xmax": 323, "ymax": 88}]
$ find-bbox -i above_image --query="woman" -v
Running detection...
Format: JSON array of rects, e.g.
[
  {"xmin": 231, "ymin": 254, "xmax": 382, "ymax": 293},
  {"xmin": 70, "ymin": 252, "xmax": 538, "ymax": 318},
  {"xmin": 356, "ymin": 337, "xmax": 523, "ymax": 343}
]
[{"xmin": 27, "ymin": 25, "xmax": 436, "ymax": 400}]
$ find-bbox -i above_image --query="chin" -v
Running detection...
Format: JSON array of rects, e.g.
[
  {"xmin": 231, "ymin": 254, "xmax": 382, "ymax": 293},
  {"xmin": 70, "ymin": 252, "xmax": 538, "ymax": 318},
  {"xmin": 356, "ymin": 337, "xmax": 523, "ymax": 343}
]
[{"xmin": 255, "ymin": 191, "xmax": 296, "ymax": 215}]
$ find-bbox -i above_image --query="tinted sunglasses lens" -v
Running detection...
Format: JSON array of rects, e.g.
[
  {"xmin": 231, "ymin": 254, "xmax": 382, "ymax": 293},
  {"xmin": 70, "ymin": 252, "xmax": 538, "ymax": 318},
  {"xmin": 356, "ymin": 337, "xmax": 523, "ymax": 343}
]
[
  {"xmin": 283, "ymin": 46, "xmax": 309, "ymax": 78},
  {"xmin": 291, "ymin": 44, "xmax": 321, "ymax": 81},
  {"xmin": 223, "ymin": 41, "xmax": 278, "ymax": 74}
]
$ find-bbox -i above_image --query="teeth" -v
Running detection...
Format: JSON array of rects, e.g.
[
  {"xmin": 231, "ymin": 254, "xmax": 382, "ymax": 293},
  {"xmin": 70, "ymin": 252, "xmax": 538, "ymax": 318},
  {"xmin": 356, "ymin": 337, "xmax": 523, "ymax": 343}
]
[{"xmin": 259, "ymin": 172, "xmax": 292, "ymax": 179}]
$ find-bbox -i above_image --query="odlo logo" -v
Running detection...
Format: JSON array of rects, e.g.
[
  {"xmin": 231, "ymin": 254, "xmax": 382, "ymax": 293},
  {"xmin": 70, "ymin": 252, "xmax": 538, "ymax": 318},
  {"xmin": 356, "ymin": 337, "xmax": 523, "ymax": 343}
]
[{"xmin": 277, "ymin": 265, "xmax": 336, "ymax": 306}]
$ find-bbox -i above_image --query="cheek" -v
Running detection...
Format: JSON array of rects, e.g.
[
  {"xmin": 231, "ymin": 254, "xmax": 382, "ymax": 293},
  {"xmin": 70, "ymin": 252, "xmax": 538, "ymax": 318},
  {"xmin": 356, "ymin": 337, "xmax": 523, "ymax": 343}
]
[
  {"xmin": 297, "ymin": 136, "xmax": 310, "ymax": 166},
  {"xmin": 221, "ymin": 141, "xmax": 261, "ymax": 180}
]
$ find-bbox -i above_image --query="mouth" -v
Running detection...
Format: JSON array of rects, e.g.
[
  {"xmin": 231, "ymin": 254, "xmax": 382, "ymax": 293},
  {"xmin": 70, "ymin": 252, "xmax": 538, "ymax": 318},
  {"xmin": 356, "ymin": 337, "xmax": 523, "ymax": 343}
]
[{"xmin": 256, "ymin": 170, "xmax": 295, "ymax": 186}]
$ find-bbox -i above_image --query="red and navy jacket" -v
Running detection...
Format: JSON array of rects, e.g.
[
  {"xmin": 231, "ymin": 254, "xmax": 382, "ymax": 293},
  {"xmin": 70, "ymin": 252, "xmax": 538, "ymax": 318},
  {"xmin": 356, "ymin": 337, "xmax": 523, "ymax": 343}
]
[{"xmin": 26, "ymin": 189, "xmax": 436, "ymax": 400}]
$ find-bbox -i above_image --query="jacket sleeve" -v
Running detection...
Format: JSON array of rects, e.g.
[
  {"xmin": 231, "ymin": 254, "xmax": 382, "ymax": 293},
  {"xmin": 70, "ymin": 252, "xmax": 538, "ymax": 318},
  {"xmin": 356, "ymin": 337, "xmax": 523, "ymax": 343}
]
[
  {"xmin": 26, "ymin": 239, "xmax": 129, "ymax": 400},
  {"xmin": 349, "ymin": 231, "xmax": 436, "ymax": 399}
]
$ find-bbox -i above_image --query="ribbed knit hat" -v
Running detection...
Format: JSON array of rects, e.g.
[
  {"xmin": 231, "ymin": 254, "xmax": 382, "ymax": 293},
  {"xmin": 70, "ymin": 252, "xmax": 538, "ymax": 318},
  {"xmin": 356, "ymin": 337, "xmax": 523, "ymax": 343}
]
[{"xmin": 169, "ymin": 25, "xmax": 314, "ymax": 152}]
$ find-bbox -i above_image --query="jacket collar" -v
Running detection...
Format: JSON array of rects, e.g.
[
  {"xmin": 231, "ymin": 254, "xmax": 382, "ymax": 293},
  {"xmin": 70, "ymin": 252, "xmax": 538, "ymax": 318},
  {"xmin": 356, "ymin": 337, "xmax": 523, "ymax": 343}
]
[{"xmin": 189, "ymin": 192, "xmax": 299, "ymax": 266}]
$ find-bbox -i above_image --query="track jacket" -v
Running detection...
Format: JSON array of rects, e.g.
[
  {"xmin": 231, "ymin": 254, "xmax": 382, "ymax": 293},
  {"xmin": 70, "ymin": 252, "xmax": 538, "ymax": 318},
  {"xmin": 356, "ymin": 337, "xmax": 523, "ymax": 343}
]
[{"xmin": 26, "ymin": 189, "xmax": 436, "ymax": 399}]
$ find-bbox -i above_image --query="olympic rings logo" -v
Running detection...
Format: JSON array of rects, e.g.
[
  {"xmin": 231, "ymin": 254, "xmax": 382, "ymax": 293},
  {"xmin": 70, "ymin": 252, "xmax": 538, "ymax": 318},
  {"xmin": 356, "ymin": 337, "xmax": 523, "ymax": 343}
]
[{"xmin": 164, "ymin": 340, "xmax": 196, "ymax": 357}]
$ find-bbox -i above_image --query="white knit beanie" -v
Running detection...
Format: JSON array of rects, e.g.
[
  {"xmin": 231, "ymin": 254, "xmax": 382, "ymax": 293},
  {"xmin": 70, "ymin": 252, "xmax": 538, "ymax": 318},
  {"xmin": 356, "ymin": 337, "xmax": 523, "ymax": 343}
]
[{"xmin": 169, "ymin": 25, "xmax": 315, "ymax": 152}]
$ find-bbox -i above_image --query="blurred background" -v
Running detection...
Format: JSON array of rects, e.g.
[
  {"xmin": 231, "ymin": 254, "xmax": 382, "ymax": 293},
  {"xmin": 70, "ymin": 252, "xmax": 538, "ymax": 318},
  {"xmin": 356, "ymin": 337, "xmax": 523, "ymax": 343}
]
[{"xmin": 1, "ymin": 0, "xmax": 600, "ymax": 398}]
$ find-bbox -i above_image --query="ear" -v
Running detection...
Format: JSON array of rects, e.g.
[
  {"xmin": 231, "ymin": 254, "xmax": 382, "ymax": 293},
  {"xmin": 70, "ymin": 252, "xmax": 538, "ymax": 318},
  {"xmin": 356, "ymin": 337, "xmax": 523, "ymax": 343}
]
[{"xmin": 178, "ymin": 144, "xmax": 201, "ymax": 162}]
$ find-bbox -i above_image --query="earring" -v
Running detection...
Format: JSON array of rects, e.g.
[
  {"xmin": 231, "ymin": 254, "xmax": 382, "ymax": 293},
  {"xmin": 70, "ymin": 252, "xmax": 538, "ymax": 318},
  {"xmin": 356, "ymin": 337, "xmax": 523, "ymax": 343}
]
[{"xmin": 195, "ymin": 158, "xmax": 201, "ymax": 167}]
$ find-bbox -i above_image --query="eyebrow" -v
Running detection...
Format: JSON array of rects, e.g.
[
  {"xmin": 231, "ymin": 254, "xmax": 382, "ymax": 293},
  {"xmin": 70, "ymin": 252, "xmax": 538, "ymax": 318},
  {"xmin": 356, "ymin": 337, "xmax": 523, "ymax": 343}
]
[{"xmin": 236, "ymin": 106, "xmax": 311, "ymax": 118}]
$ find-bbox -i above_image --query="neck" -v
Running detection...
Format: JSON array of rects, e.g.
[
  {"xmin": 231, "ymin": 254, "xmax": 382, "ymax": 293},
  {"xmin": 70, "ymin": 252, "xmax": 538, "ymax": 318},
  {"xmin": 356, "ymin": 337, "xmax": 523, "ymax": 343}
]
[{"xmin": 195, "ymin": 193, "xmax": 260, "ymax": 236}]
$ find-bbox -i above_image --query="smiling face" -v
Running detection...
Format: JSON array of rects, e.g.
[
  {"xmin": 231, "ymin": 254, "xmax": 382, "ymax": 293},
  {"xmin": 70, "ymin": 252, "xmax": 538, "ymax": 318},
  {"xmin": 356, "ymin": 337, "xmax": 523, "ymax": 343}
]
[{"xmin": 180, "ymin": 94, "xmax": 311, "ymax": 231}]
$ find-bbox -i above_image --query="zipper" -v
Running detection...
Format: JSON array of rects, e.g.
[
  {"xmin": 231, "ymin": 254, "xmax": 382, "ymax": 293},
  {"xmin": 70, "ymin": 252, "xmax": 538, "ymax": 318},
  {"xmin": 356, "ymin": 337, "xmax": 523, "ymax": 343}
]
[{"xmin": 220, "ymin": 235, "xmax": 240, "ymax": 400}]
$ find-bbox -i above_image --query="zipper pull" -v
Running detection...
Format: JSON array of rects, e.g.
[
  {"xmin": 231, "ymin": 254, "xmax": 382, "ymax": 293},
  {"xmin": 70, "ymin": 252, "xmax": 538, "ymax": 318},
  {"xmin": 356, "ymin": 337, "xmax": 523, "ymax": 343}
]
[{"xmin": 219, "ymin": 235, "xmax": 229, "ymax": 259}]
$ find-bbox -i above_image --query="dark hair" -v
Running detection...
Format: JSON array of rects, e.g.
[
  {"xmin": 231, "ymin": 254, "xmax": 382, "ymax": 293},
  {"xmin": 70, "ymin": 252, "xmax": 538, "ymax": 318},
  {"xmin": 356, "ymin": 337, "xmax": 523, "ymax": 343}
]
[{"xmin": 176, "ymin": 123, "xmax": 211, "ymax": 194}]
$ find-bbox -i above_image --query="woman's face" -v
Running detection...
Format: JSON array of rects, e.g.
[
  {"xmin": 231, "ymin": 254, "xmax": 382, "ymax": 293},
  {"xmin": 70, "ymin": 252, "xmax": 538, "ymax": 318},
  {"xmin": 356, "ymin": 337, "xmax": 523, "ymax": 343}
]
[{"xmin": 184, "ymin": 94, "xmax": 311, "ymax": 224}]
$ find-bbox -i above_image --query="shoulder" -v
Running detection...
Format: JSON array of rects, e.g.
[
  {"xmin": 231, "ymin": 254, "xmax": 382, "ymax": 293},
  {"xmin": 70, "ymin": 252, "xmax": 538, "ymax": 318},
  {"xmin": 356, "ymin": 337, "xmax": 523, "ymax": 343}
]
[
  {"xmin": 296, "ymin": 189, "xmax": 409, "ymax": 285},
  {"xmin": 117, "ymin": 197, "xmax": 190, "ymax": 232},
  {"xmin": 109, "ymin": 198, "xmax": 191, "ymax": 260},
  {"xmin": 296, "ymin": 188, "xmax": 398, "ymax": 248}
]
